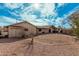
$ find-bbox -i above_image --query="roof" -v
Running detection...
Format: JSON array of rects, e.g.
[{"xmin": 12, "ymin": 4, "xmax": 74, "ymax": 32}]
[
  {"xmin": 7, "ymin": 21, "xmax": 35, "ymax": 26},
  {"xmin": 7, "ymin": 21, "xmax": 52, "ymax": 28},
  {"xmin": 36, "ymin": 26, "xmax": 52, "ymax": 28}
]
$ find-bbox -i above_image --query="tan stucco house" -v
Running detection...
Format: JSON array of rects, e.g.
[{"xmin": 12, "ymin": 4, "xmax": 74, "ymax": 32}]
[
  {"xmin": 7, "ymin": 21, "xmax": 55, "ymax": 38},
  {"xmin": 0, "ymin": 21, "xmax": 73, "ymax": 38}
]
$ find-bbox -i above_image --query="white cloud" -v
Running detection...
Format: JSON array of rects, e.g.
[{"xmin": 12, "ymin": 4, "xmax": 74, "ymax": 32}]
[
  {"xmin": 20, "ymin": 11, "xmax": 49, "ymax": 26},
  {"xmin": 20, "ymin": 3, "xmax": 56, "ymax": 26},
  {"xmin": 4, "ymin": 3, "xmax": 22, "ymax": 9},
  {"xmin": 29, "ymin": 21, "xmax": 49, "ymax": 26},
  {"xmin": 40, "ymin": 3, "xmax": 55, "ymax": 16},
  {"xmin": 57, "ymin": 3, "xmax": 65, "ymax": 7},
  {"xmin": 32, "ymin": 3, "xmax": 41, "ymax": 9},
  {"xmin": 0, "ymin": 16, "xmax": 21, "ymax": 25}
]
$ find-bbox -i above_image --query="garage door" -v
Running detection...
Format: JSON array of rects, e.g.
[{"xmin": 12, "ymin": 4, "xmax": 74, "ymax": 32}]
[{"xmin": 9, "ymin": 28, "xmax": 23, "ymax": 38}]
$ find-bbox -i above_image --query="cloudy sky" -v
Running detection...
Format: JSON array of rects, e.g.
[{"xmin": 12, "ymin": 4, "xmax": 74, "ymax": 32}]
[{"xmin": 0, "ymin": 3, "xmax": 79, "ymax": 29}]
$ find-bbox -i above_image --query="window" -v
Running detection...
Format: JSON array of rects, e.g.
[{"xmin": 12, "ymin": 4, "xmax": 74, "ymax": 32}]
[
  {"xmin": 49, "ymin": 29, "xmax": 51, "ymax": 33},
  {"xmin": 24, "ymin": 29, "xmax": 28, "ymax": 31},
  {"xmin": 42, "ymin": 32, "xmax": 45, "ymax": 34},
  {"xmin": 0, "ymin": 31, "xmax": 1, "ymax": 35},
  {"xmin": 39, "ymin": 29, "xmax": 42, "ymax": 31}
]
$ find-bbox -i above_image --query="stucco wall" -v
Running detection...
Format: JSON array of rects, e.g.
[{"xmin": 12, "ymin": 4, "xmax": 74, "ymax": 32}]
[
  {"xmin": 8, "ymin": 26, "xmax": 24, "ymax": 38},
  {"xmin": 8, "ymin": 22, "xmax": 37, "ymax": 38},
  {"xmin": 14, "ymin": 22, "xmax": 37, "ymax": 35},
  {"xmin": 37, "ymin": 28, "xmax": 53, "ymax": 34}
]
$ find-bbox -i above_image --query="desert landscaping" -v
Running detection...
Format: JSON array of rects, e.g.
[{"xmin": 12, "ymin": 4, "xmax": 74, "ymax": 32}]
[{"xmin": 0, "ymin": 34, "xmax": 78, "ymax": 56}]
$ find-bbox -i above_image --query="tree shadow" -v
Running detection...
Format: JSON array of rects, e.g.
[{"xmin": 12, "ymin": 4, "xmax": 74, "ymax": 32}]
[
  {"xmin": 0, "ymin": 38, "xmax": 26, "ymax": 43},
  {"xmin": 26, "ymin": 43, "xmax": 34, "ymax": 55}
]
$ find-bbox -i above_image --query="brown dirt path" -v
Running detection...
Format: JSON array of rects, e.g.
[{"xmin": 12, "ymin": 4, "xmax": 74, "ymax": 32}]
[{"xmin": 0, "ymin": 34, "xmax": 78, "ymax": 56}]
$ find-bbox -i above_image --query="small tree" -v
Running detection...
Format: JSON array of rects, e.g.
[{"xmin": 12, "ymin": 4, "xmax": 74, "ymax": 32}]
[
  {"xmin": 30, "ymin": 33, "xmax": 34, "ymax": 45},
  {"xmin": 72, "ymin": 19, "xmax": 79, "ymax": 39},
  {"xmin": 27, "ymin": 33, "xmax": 34, "ymax": 49}
]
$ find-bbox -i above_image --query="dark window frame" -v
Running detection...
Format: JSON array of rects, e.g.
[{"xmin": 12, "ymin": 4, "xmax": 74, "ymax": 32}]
[
  {"xmin": 38, "ymin": 29, "xmax": 42, "ymax": 31},
  {"xmin": 42, "ymin": 32, "xmax": 45, "ymax": 34},
  {"xmin": 24, "ymin": 28, "xmax": 28, "ymax": 31},
  {"xmin": 49, "ymin": 29, "xmax": 51, "ymax": 33}
]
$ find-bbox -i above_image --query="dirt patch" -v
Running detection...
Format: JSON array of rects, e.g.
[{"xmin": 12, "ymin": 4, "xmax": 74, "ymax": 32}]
[
  {"xmin": 34, "ymin": 34, "xmax": 75, "ymax": 45},
  {"xmin": 0, "ymin": 34, "xmax": 78, "ymax": 56}
]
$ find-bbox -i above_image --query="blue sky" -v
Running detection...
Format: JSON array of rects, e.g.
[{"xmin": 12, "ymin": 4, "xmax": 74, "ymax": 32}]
[{"xmin": 0, "ymin": 3, "xmax": 79, "ymax": 29}]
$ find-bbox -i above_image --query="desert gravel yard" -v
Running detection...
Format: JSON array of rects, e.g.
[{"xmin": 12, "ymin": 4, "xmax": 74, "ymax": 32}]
[{"xmin": 0, "ymin": 34, "xmax": 78, "ymax": 56}]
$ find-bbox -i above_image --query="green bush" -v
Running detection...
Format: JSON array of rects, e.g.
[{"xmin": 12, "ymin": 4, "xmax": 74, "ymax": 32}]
[
  {"xmin": 73, "ymin": 19, "xmax": 79, "ymax": 39},
  {"xmin": 74, "ymin": 28, "xmax": 79, "ymax": 38}
]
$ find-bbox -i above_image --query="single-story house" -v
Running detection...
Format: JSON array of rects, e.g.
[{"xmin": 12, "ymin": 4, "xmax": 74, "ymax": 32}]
[
  {"xmin": 36, "ymin": 26, "xmax": 55, "ymax": 34},
  {"xmin": 0, "ymin": 21, "xmax": 73, "ymax": 38},
  {"xmin": 6, "ymin": 21, "xmax": 56, "ymax": 38},
  {"xmin": 0, "ymin": 26, "xmax": 8, "ymax": 38}
]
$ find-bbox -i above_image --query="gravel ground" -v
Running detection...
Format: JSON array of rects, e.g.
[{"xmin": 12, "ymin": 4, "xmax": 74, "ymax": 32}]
[{"xmin": 0, "ymin": 34, "xmax": 78, "ymax": 56}]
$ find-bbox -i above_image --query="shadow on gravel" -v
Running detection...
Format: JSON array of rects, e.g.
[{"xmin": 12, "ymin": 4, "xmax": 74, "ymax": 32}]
[{"xmin": 0, "ymin": 38, "xmax": 26, "ymax": 43}]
